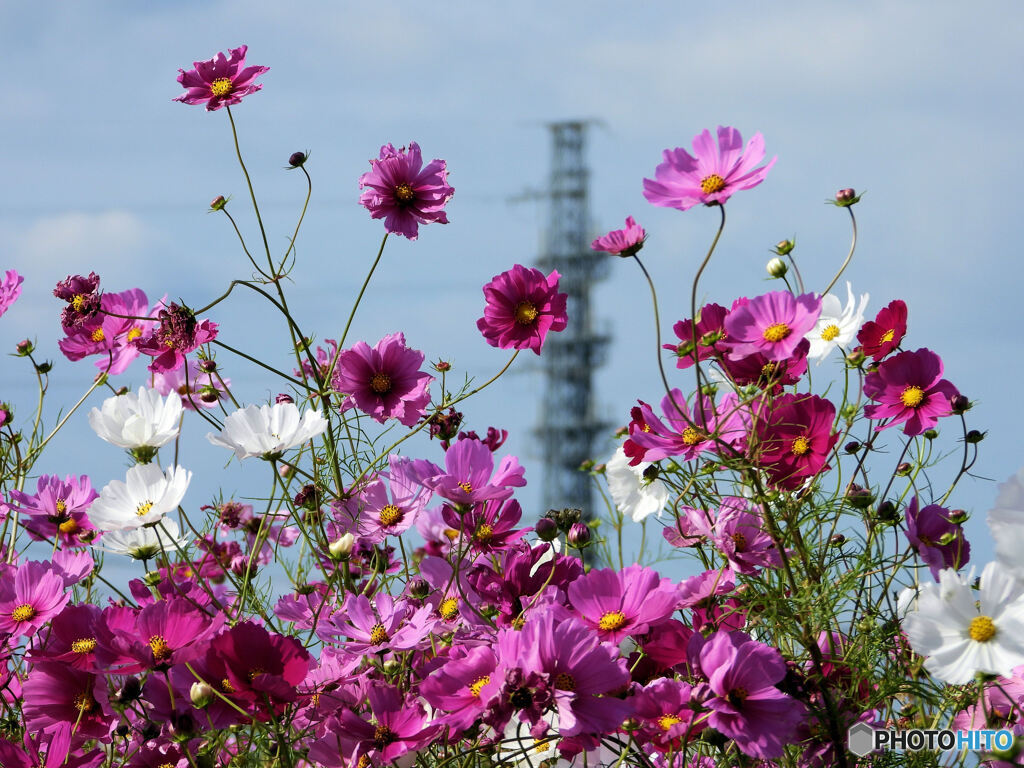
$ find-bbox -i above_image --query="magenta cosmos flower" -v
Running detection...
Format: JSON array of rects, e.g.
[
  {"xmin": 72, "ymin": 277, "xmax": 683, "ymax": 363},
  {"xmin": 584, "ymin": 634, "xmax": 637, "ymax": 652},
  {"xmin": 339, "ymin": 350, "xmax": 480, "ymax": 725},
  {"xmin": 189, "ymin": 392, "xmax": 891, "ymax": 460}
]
[
  {"xmin": 643, "ymin": 126, "xmax": 776, "ymax": 211},
  {"xmin": 567, "ymin": 563, "xmax": 680, "ymax": 643},
  {"xmin": 857, "ymin": 298, "xmax": 907, "ymax": 361},
  {"xmin": 905, "ymin": 496, "xmax": 970, "ymax": 579},
  {"xmin": 410, "ymin": 437, "xmax": 526, "ymax": 506},
  {"xmin": 0, "ymin": 560, "xmax": 69, "ymax": 638},
  {"xmin": 332, "ymin": 332, "xmax": 433, "ymax": 427},
  {"xmin": 477, "ymin": 264, "xmax": 568, "ymax": 355},
  {"xmin": 134, "ymin": 302, "xmax": 218, "ymax": 374},
  {"xmin": 0, "ymin": 270, "xmax": 23, "ymax": 318},
  {"xmin": 174, "ymin": 45, "xmax": 269, "ymax": 111},
  {"xmin": 725, "ymin": 291, "xmax": 821, "ymax": 362},
  {"xmin": 863, "ymin": 348, "xmax": 959, "ymax": 436},
  {"xmin": 358, "ymin": 142, "xmax": 454, "ymax": 240},
  {"xmin": 754, "ymin": 392, "xmax": 840, "ymax": 489},
  {"xmin": 591, "ymin": 215, "xmax": 646, "ymax": 257}
]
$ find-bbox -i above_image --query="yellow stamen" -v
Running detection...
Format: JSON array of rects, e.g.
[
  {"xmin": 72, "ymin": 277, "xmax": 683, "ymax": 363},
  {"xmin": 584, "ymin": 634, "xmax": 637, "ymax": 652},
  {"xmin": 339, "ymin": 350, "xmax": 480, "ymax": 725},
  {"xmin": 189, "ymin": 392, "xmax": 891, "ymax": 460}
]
[
  {"xmin": 378, "ymin": 504, "xmax": 403, "ymax": 526},
  {"xmin": 598, "ymin": 611, "xmax": 627, "ymax": 632},
  {"xmin": 127, "ymin": 327, "xmax": 143, "ymax": 341},
  {"xmin": 369, "ymin": 624, "xmax": 389, "ymax": 645},
  {"xmin": 514, "ymin": 301, "xmax": 539, "ymax": 326},
  {"xmin": 210, "ymin": 77, "xmax": 233, "ymax": 97},
  {"xmin": 90, "ymin": 327, "xmax": 105, "ymax": 342},
  {"xmin": 700, "ymin": 174, "xmax": 726, "ymax": 194},
  {"xmin": 553, "ymin": 672, "xmax": 576, "ymax": 691},
  {"xmin": 369, "ymin": 372, "xmax": 391, "ymax": 394},
  {"xmin": 73, "ymin": 693, "xmax": 94, "ymax": 713},
  {"xmin": 682, "ymin": 427, "xmax": 702, "ymax": 446},
  {"xmin": 394, "ymin": 183, "xmax": 415, "ymax": 202},
  {"xmin": 55, "ymin": 499, "xmax": 67, "ymax": 514},
  {"xmin": 658, "ymin": 714, "xmax": 682, "ymax": 731},
  {"xmin": 59, "ymin": 518, "xmax": 80, "ymax": 535},
  {"xmin": 71, "ymin": 294, "xmax": 86, "ymax": 311},
  {"xmin": 969, "ymin": 615, "xmax": 997, "ymax": 643},
  {"xmin": 474, "ymin": 523, "xmax": 494, "ymax": 544},
  {"xmin": 469, "ymin": 675, "xmax": 490, "ymax": 698},
  {"xmin": 821, "ymin": 324, "xmax": 840, "ymax": 342},
  {"xmin": 458, "ymin": 481, "xmax": 473, "ymax": 493},
  {"xmin": 791, "ymin": 436, "xmax": 811, "ymax": 456},
  {"xmin": 762, "ymin": 322, "xmax": 791, "ymax": 343},
  {"xmin": 439, "ymin": 597, "xmax": 460, "ymax": 620},
  {"xmin": 72, "ymin": 637, "xmax": 97, "ymax": 654},
  {"xmin": 900, "ymin": 386, "xmax": 925, "ymax": 408},
  {"xmin": 881, "ymin": 329, "xmax": 896, "ymax": 343},
  {"xmin": 149, "ymin": 635, "xmax": 172, "ymax": 662},
  {"xmin": 136, "ymin": 501, "xmax": 154, "ymax": 518},
  {"xmin": 248, "ymin": 667, "xmax": 265, "ymax": 681},
  {"xmin": 11, "ymin": 604, "xmax": 35, "ymax": 622},
  {"xmin": 221, "ymin": 678, "xmax": 236, "ymax": 694},
  {"xmin": 731, "ymin": 532, "xmax": 748, "ymax": 551}
]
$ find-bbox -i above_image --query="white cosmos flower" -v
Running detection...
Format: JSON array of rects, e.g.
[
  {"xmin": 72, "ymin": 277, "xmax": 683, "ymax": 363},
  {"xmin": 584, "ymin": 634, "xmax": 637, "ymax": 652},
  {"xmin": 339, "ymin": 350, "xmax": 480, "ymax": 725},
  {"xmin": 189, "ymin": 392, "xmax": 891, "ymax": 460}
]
[
  {"xmin": 806, "ymin": 282, "xmax": 869, "ymax": 363},
  {"xmin": 93, "ymin": 518, "xmax": 190, "ymax": 560},
  {"xmin": 88, "ymin": 464, "xmax": 192, "ymax": 531},
  {"xmin": 900, "ymin": 561, "xmax": 1024, "ymax": 684},
  {"xmin": 605, "ymin": 444, "xmax": 670, "ymax": 523},
  {"xmin": 207, "ymin": 402, "xmax": 328, "ymax": 460},
  {"xmin": 88, "ymin": 386, "xmax": 182, "ymax": 451},
  {"xmin": 987, "ymin": 467, "xmax": 1024, "ymax": 579}
]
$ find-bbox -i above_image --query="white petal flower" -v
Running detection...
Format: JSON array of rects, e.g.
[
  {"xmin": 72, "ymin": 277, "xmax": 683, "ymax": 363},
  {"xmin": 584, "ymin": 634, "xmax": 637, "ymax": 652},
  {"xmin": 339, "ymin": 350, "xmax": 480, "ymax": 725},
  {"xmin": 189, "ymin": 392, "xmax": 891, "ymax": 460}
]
[
  {"xmin": 806, "ymin": 282, "xmax": 869, "ymax": 363},
  {"xmin": 88, "ymin": 386, "xmax": 183, "ymax": 451},
  {"xmin": 92, "ymin": 518, "xmax": 190, "ymax": 560},
  {"xmin": 207, "ymin": 402, "xmax": 328, "ymax": 460},
  {"xmin": 88, "ymin": 464, "xmax": 192, "ymax": 531},
  {"xmin": 987, "ymin": 467, "xmax": 1024, "ymax": 579},
  {"xmin": 605, "ymin": 445, "xmax": 670, "ymax": 523},
  {"xmin": 901, "ymin": 561, "xmax": 1024, "ymax": 684}
]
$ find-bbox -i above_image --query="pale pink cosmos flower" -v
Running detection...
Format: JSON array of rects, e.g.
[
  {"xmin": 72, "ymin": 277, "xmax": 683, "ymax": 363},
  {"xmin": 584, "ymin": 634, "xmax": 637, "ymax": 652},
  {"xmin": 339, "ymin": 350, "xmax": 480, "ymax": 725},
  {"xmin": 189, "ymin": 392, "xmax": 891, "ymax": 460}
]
[{"xmin": 0, "ymin": 270, "xmax": 23, "ymax": 318}]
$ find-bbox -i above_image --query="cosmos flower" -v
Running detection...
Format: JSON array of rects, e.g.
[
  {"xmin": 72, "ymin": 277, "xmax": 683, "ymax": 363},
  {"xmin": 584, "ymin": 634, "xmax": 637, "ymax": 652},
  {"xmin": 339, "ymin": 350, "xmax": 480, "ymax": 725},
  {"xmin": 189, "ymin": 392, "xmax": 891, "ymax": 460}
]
[
  {"xmin": 857, "ymin": 299, "xmax": 907, "ymax": 361},
  {"xmin": 905, "ymin": 496, "xmax": 971, "ymax": 579},
  {"xmin": 477, "ymin": 264, "xmax": 568, "ymax": 355},
  {"xmin": 332, "ymin": 332, "xmax": 432, "ymax": 427},
  {"xmin": 87, "ymin": 463, "xmax": 191, "ymax": 531},
  {"xmin": 174, "ymin": 45, "xmax": 269, "ymax": 111},
  {"xmin": 58, "ymin": 288, "xmax": 152, "ymax": 375},
  {"xmin": 863, "ymin": 348, "xmax": 959, "ymax": 436},
  {"xmin": 567, "ymin": 563, "xmax": 680, "ymax": 643},
  {"xmin": 133, "ymin": 302, "xmax": 218, "ymax": 374},
  {"xmin": 604, "ymin": 444, "xmax": 670, "ymax": 523},
  {"xmin": 0, "ymin": 270, "xmax": 24, "ymax": 318},
  {"xmin": 643, "ymin": 126, "xmax": 776, "ymax": 211},
  {"xmin": 91, "ymin": 518, "xmax": 190, "ymax": 560},
  {"xmin": 806, "ymin": 282, "xmax": 869, "ymax": 362},
  {"xmin": 0, "ymin": 561, "xmax": 69, "ymax": 638},
  {"xmin": 358, "ymin": 142, "xmax": 454, "ymax": 239},
  {"xmin": 88, "ymin": 386, "xmax": 182, "ymax": 456},
  {"xmin": 590, "ymin": 216, "xmax": 646, "ymax": 257},
  {"xmin": 207, "ymin": 401, "xmax": 328, "ymax": 460},
  {"xmin": 724, "ymin": 291, "xmax": 822, "ymax": 363},
  {"xmin": 754, "ymin": 392, "xmax": 840, "ymax": 489}
]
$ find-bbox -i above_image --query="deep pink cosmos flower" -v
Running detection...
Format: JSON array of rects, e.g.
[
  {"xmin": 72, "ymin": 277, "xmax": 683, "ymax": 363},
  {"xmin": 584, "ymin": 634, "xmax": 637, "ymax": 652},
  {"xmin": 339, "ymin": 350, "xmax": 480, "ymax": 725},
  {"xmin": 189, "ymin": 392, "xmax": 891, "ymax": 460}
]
[
  {"xmin": 441, "ymin": 498, "xmax": 526, "ymax": 554},
  {"xmin": 419, "ymin": 645, "xmax": 498, "ymax": 736},
  {"xmin": 725, "ymin": 291, "xmax": 822, "ymax": 362},
  {"xmin": 332, "ymin": 332, "xmax": 433, "ymax": 427},
  {"xmin": 28, "ymin": 603, "xmax": 103, "ymax": 672},
  {"xmin": 0, "ymin": 723, "xmax": 104, "ymax": 768},
  {"xmin": 567, "ymin": 564, "xmax": 680, "ymax": 643},
  {"xmin": 0, "ymin": 270, "xmax": 23, "ymax": 318},
  {"xmin": 174, "ymin": 45, "xmax": 269, "ymax": 111},
  {"xmin": 22, "ymin": 662, "xmax": 114, "ymax": 744},
  {"xmin": 754, "ymin": 392, "xmax": 840, "ymax": 489},
  {"xmin": 590, "ymin": 216, "xmax": 646, "ymax": 257},
  {"xmin": 358, "ymin": 142, "xmax": 454, "ymax": 239},
  {"xmin": 317, "ymin": 593, "xmax": 436, "ymax": 654},
  {"xmin": 643, "ymin": 126, "xmax": 776, "ymax": 211},
  {"xmin": 863, "ymin": 348, "xmax": 959, "ymax": 436},
  {"xmin": 477, "ymin": 264, "xmax": 568, "ymax": 355},
  {"xmin": 632, "ymin": 678, "xmax": 705, "ymax": 751},
  {"xmin": 624, "ymin": 390, "xmax": 745, "ymax": 466},
  {"xmin": 134, "ymin": 302, "xmax": 218, "ymax": 374},
  {"xmin": 905, "ymin": 496, "xmax": 971, "ymax": 578},
  {"xmin": 664, "ymin": 302, "xmax": 730, "ymax": 369},
  {"xmin": 0, "ymin": 561, "xmax": 69, "ymax": 638},
  {"xmin": 857, "ymin": 299, "xmax": 907, "ymax": 361}
]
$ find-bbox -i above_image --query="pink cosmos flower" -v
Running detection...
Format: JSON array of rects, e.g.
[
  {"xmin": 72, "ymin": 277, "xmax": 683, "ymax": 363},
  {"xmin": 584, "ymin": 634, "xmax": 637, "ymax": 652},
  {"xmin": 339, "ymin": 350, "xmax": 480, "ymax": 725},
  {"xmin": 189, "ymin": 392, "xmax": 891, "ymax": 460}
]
[
  {"xmin": 623, "ymin": 390, "xmax": 744, "ymax": 466},
  {"xmin": 590, "ymin": 216, "xmax": 646, "ymax": 257},
  {"xmin": 358, "ymin": 142, "xmax": 454, "ymax": 239},
  {"xmin": 410, "ymin": 437, "xmax": 526, "ymax": 506},
  {"xmin": 53, "ymin": 272, "xmax": 102, "ymax": 332},
  {"xmin": 725, "ymin": 291, "xmax": 822, "ymax": 362},
  {"xmin": 174, "ymin": 45, "xmax": 269, "ymax": 111},
  {"xmin": 22, "ymin": 662, "xmax": 113, "ymax": 744},
  {"xmin": 335, "ymin": 458, "xmax": 431, "ymax": 543},
  {"xmin": 58, "ymin": 288, "xmax": 151, "ymax": 375},
  {"xmin": 664, "ymin": 302, "xmax": 729, "ymax": 369},
  {"xmin": 419, "ymin": 645, "xmax": 498, "ymax": 736},
  {"xmin": 477, "ymin": 264, "xmax": 568, "ymax": 355},
  {"xmin": 863, "ymin": 348, "xmax": 959, "ymax": 436},
  {"xmin": 29, "ymin": 603, "xmax": 103, "ymax": 671},
  {"xmin": 0, "ymin": 561, "xmax": 69, "ymax": 638},
  {"xmin": 441, "ymin": 497, "xmax": 526, "ymax": 554},
  {"xmin": 632, "ymin": 678, "xmax": 704, "ymax": 751},
  {"xmin": 754, "ymin": 392, "xmax": 840, "ymax": 489},
  {"xmin": 857, "ymin": 299, "xmax": 907, "ymax": 361},
  {"xmin": 567, "ymin": 564, "xmax": 680, "ymax": 643},
  {"xmin": 643, "ymin": 126, "xmax": 776, "ymax": 211},
  {"xmin": 8, "ymin": 473, "xmax": 99, "ymax": 546},
  {"xmin": 317, "ymin": 593, "xmax": 436, "ymax": 654},
  {"xmin": 905, "ymin": 496, "xmax": 971, "ymax": 578},
  {"xmin": 709, "ymin": 498, "xmax": 781, "ymax": 574},
  {"xmin": 720, "ymin": 338, "xmax": 810, "ymax": 391},
  {"xmin": 0, "ymin": 270, "xmax": 23, "ymax": 318},
  {"xmin": 134, "ymin": 302, "xmax": 218, "ymax": 374},
  {"xmin": 332, "ymin": 332, "xmax": 433, "ymax": 427}
]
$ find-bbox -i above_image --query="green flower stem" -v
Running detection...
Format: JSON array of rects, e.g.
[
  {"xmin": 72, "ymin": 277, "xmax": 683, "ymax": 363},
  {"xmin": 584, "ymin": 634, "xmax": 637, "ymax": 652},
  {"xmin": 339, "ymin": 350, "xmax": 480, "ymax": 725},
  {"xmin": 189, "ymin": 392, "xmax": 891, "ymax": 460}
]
[
  {"xmin": 822, "ymin": 207, "xmax": 858, "ymax": 297},
  {"xmin": 211, "ymin": 339, "xmax": 306, "ymax": 388},
  {"xmin": 689, "ymin": 203, "xmax": 727, "ymax": 423}
]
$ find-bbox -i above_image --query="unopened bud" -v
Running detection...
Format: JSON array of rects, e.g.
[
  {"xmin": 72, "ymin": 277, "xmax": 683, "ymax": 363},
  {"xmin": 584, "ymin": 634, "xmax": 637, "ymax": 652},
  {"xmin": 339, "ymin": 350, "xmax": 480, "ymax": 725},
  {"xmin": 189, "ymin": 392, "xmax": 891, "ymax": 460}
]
[
  {"xmin": 555, "ymin": 507, "xmax": 582, "ymax": 531},
  {"xmin": 534, "ymin": 517, "xmax": 558, "ymax": 542},
  {"xmin": 408, "ymin": 578, "xmax": 430, "ymax": 599},
  {"xmin": 0, "ymin": 405, "xmax": 11, "ymax": 426},
  {"xmin": 567, "ymin": 522, "xmax": 591, "ymax": 548},
  {"xmin": 830, "ymin": 534, "xmax": 846, "ymax": 547},
  {"xmin": 876, "ymin": 500, "xmax": 899, "ymax": 523},
  {"xmin": 948, "ymin": 509, "xmax": 969, "ymax": 525},
  {"xmin": 950, "ymin": 394, "xmax": 970, "ymax": 414},
  {"xmin": 845, "ymin": 483, "xmax": 874, "ymax": 509},
  {"xmin": 190, "ymin": 681, "xmax": 215, "ymax": 708},
  {"xmin": 210, "ymin": 195, "xmax": 227, "ymax": 211},
  {"xmin": 833, "ymin": 188, "xmax": 861, "ymax": 207},
  {"xmin": 288, "ymin": 151, "xmax": 307, "ymax": 168},
  {"xmin": 199, "ymin": 387, "xmax": 219, "ymax": 404},
  {"xmin": 844, "ymin": 441, "xmax": 861, "ymax": 454},
  {"xmin": 846, "ymin": 349, "xmax": 866, "ymax": 367},
  {"xmin": 434, "ymin": 360, "xmax": 452, "ymax": 372},
  {"xmin": 119, "ymin": 676, "xmax": 143, "ymax": 702},
  {"xmin": 275, "ymin": 393, "xmax": 294, "ymax": 404},
  {"xmin": 923, "ymin": 429, "xmax": 939, "ymax": 440},
  {"xmin": 36, "ymin": 361, "xmax": 52, "ymax": 374},
  {"xmin": 773, "ymin": 239, "xmax": 795, "ymax": 256},
  {"xmin": 15, "ymin": 339, "xmax": 32, "ymax": 356},
  {"xmin": 766, "ymin": 257, "xmax": 788, "ymax": 278},
  {"xmin": 382, "ymin": 659, "xmax": 402, "ymax": 676},
  {"xmin": 328, "ymin": 533, "xmax": 355, "ymax": 560},
  {"xmin": 198, "ymin": 358, "xmax": 217, "ymax": 373},
  {"xmin": 966, "ymin": 429, "xmax": 986, "ymax": 444}
]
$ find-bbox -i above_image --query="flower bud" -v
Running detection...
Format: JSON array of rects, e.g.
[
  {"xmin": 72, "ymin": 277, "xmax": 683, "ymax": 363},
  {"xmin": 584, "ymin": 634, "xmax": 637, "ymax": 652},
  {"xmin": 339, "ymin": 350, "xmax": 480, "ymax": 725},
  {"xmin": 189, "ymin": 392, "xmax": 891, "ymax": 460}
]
[
  {"xmin": 830, "ymin": 534, "xmax": 846, "ymax": 547},
  {"xmin": 766, "ymin": 257, "xmax": 788, "ymax": 278},
  {"xmin": 950, "ymin": 394, "xmax": 970, "ymax": 414},
  {"xmin": 408, "ymin": 578, "xmax": 431, "ymax": 599},
  {"xmin": 275, "ymin": 393, "xmax": 294, "ymax": 404},
  {"xmin": 773, "ymin": 239, "xmax": 795, "ymax": 256},
  {"xmin": 895, "ymin": 462, "xmax": 913, "ymax": 476},
  {"xmin": 198, "ymin": 358, "xmax": 217, "ymax": 373},
  {"xmin": 288, "ymin": 151, "xmax": 307, "ymax": 168},
  {"xmin": 966, "ymin": 429, "xmax": 986, "ymax": 444},
  {"xmin": 836, "ymin": 188, "xmax": 856, "ymax": 202},
  {"xmin": 845, "ymin": 348, "xmax": 866, "ymax": 367},
  {"xmin": 947, "ymin": 509, "xmax": 969, "ymax": 525},
  {"xmin": 190, "ymin": 681, "xmax": 215, "ymax": 709},
  {"xmin": 14, "ymin": 339, "xmax": 32, "ymax": 356},
  {"xmin": 199, "ymin": 386, "xmax": 220, "ymax": 404},
  {"xmin": 844, "ymin": 441, "xmax": 861, "ymax": 454},
  {"xmin": 0, "ymin": 405, "xmax": 11, "ymax": 426},
  {"xmin": 845, "ymin": 483, "xmax": 874, "ymax": 509},
  {"xmin": 328, "ymin": 533, "xmax": 355, "ymax": 560},
  {"xmin": 382, "ymin": 659, "xmax": 402, "ymax": 676},
  {"xmin": 534, "ymin": 517, "xmax": 558, "ymax": 542},
  {"xmin": 434, "ymin": 360, "xmax": 452, "ymax": 372},
  {"xmin": 36, "ymin": 360, "xmax": 52, "ymax": 374},
  {"xmin": 210, "ymin": 195, "xmax": 227, "ymax": 211},
  {"xmin": 876, "ymin": 500, "xmax": 899, "ymax": 523},
  {"xmin": 293, "ymin": 484, "xmax": 322, "ymax": 512},
  {"xmin": 567, "ymin": 522, "xmax": 591, "ymax": 548},
  {"xmin": 923, "ymin": 429, "xmax": 938, "ymax": 440},
  {"xmin": 555, "ymin": 507, "xmax": 582, "ymax": 531},
  {"xmin": 119, "ymin": 676, "xmax": 143, "ymax": 702}
]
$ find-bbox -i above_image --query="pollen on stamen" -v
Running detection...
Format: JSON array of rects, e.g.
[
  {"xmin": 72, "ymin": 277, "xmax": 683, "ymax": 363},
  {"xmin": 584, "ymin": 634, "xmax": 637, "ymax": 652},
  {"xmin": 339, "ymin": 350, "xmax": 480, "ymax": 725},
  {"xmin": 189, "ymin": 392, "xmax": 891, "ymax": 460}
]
[
  {"xmin": 658, "ymin": 714, "xmax": 682, "ymax": 731},
  {"xmin": 369, "ymin": 372, "xmax": 392, "ymax": 394},
  {"xmin": 881, "ymin": 329, "xmax": 896, "ymax": 343},
  {"xmin": 458, "ymin": 481, "xmax": 473, "ymax": 494},
  {"xmin": 900, "ymin": 385, "xmax": 925, "ymax": 408},
  {"xmin": 474, "ymin": 523, "xmax": 494, "ymax": 544},
  {"xmin": 127, "ymin": 327, "xmax": 143, "ymax": 341},
  {"xmin": 210, "ymin": 77, "xmax": 233, "ymax": 97},
  {"xmin": 369, "ymin": 623, "xmax": 389, "ymax": 645},
  {"xmin": 394, "ymin": 183, "xmax": 415, "ymax": 203},
  {"xmin": 149, "ymin": 635, "xmax": 172, "ymax": 662},
  {"xmin": 468, "ymin": 675, "xmax": 490, "ymax": 698},
  {"xmin": 821, "ymin": 324, "xmax": 840, "ymax": 342},
  {"xmin": 136, "ymin": 501, "xmax": 154, "ymax": 518},
  {"xmin": 72, "ymin": 294, "xmax": 86, "ymax": 311},
  {"xmin": 514, "ymin": 301, "xmax": 539, "ymax": 326},
  {"xmin": 55, "ymin": 499, "xmax": 67, "ymax": 514},
  {"xmin": 72, "ymin": 637, "xmax": 97, "ymax": 654},
  {"xmin": 378, "ymin": 504, "xmax": 403, "ymax": 527},
  {"xmin": 90, "ymin": 327, "xmax": 105, "ymax": 342},
  {"xmin": 598, "ymin": 610, "xmax": 627, "ymax": 632},
  {"xmin": 762, "ymin": 322, "xmax": 791, "ymax": 343},
  {"xmin": 700, "ymin": 174, "xmax": 726, "ymax": 194},
  {"xmin": 731, "ymin": 532, "xmax": 748, "ymax": 551},
  {"xmin": 791, "ymin": 436, "xmax": 811, "ymax": 456},
  {"xmin": 73, "ymin": 692, "xmax": 94, "ymax": 713},
  {"xmin": 969, "ymin": 615, "xmax": 997, "ymax": 643},
  {"xmin": 439, "ymin": 597, "xmax": 459, "ymax": 620},
  {"xmin": 682, "ymin": 427, "xmax": 702, "ymax": 446},
  {"xmin": 11, "ymin": 604, "xmax": 35, "ymax": 622}
]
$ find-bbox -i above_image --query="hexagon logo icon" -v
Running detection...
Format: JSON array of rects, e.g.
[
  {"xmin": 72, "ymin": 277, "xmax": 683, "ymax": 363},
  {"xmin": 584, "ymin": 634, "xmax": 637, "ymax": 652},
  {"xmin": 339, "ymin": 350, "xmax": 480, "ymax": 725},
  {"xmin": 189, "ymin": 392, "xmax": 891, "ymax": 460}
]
[{"xmin": 848, "ymin": 722, "xmax": 876, "ymax": 757}]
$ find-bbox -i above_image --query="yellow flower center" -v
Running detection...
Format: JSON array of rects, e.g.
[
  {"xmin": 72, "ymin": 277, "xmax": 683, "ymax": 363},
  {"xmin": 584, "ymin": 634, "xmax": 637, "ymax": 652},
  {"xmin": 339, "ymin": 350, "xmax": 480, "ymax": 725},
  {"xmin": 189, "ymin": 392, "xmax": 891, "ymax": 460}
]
[
  {"xmin": 762, "ymin": 322, "xmax": 791, "ymax": 343},
  {"xmin": 71, "ymin": 294, "xmax": 86, "ymax": 311},
  {"xmin": 58, "ymin": 518, "xmax": 80, "ymax": 535},
  {"xmin": 439, "ymin": 597, "xmax": 460, "ymax": 620},
  {"xmin": 658, "ymin": 714, "xmax": 682, "ymax": 732},
  {"xmin": 443, "ymin": 527, "xmax": 460, "ymax": 541},
  {"xmin": 11, "ymin": 604, "xmax": 35, "ymax": 622},
  {"xmin": 127, "ymin": 327, "xmax": 143, "ymax": 341},
  {"xmin": 369, "ymin": 623, "xmax": 389, "ymax": 645},
  {"xmin": 475, "ymin": 523, "xmax": 494, "ymax": 544},
  {"xmin": 357, "ymin": 755, "xmax": 372, "ymax": 768},
  {"xmin": 149, "ymin": 635, "xmax": 172, "ymax": 662},
  {"xmin": 761, "ymin": 362, "xmax": 777, "ymax": 378},
  {"xmin": 682, "ymin": 426, "xmax": 703, "ymax": 445},
  {"xmin": 458, "ymin": 481, "xmax": 473, "ymax": 493},
  {"xmin": 598, "ymin": 611, "xmax": 627, "ymax": 632},
  {"xmin": 969, "ymin": 615, "xmax": 997, "ymax": 643},
  {"xmin": 210, "ymin": 77, "xmax": 233, "ymax": 97},
  {"xmin": 511, "ymin": 616, "xmax": 525, "ymax": 630},
  {"xmin": 72, "ymin": 637, "xmax": 97, "ymax": 654},
  {"xmin": 514, "ymin": 301, "xmax": 539, "ymax": 326},
  {"xmin": 728, "ymin": 687, "xmax": 749, "ymax": 705},
  {"xmin": 731, "ymin": 532, "xmax": 748, "ymax": 551},
  {"xmin": 55, "ymin": 499, "xmax": 67, "ymax": 514},
  {"xmin": 369, "ymin": 372, "xmax": 391, "ymax": 394},
  {"xmin": 394, "ymin": 183, "xmax": 415, "ymax": 203},
  {"xmin": 554, "ymin": 672, "xmax": 576, "ymax": 691},
  {"xmin": 73, "ymin": 693, "xmax": 94, "ymax": 713},
  {"xmin": 90, "ymin": 327, "xmax": 105, "ymax": 342},
  {"xmin": 881, "ymin": 329, "xmax": 896, "ymax": 343},
  {"xmin": 791, "ymin": 436, "xmax": 811, "ymax": 456},
  {"xmin": 136, "ymin": 501, "xmax": 154, "ymax": 518},
  {"xmin": 700, "ymin": 174, "xmax": 726, "ymax": 195},
  {"xmin": 374, "ymin": 725, "xmax": 397, "ymax": 747},
  {"xmin": 378, "ymin": 504, "xmax": 403, "ymax": 526},
  {"xmin": 469, "ymin": 675, "xmax": 490, "ymax": 698},
  {"xmin": 900, "ymin": 386, "xmax": 925, "ymax": 408},
  {"xmin": 821, "ymin": 324, "xmax": 840, "ymax": 342},
  {"xmin": 221, "ymin": 678, "xmax": 236, "ymax": 694}
]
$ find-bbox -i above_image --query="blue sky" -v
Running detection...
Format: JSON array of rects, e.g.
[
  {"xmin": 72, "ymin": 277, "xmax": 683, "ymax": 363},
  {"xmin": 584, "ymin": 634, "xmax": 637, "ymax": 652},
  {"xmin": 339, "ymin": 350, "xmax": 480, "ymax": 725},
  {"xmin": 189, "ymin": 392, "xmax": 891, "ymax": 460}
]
[{"xmin": 0, "ymin": 1, "xmax": 1021, "ymax": 572}]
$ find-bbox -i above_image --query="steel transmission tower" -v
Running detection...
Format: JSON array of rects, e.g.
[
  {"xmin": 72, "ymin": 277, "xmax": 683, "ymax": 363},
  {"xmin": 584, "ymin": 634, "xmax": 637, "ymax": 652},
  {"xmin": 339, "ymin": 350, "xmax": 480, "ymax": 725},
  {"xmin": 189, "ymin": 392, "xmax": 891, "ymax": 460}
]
[{"xmin": 535, "ymin": 121, "xmax": 610, "ymax": 521}]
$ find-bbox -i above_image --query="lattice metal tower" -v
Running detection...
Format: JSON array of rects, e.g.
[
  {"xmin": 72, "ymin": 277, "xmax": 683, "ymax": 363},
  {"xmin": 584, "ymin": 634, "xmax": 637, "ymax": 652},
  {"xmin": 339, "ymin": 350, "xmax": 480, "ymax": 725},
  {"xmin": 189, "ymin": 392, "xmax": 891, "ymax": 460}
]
[{"xmin": 535, "ymin": 121, "xmax": 610, "ymax": 520}]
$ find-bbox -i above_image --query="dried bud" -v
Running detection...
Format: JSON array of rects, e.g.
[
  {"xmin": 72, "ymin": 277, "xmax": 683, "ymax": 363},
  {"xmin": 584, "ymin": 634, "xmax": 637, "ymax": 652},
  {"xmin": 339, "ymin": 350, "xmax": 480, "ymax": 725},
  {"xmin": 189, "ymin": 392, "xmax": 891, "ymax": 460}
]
[
  {"xmin": 210, "ymin": 195, "xmax": 227, "ymax": 211},
  {"xmin": 773, "ymin": 239, "xmax": 795, "ymax": 256},
  {"xmin": 534, "ymin": 517, "xmax": 558, "ymax": 542},
  {"xmin": 275, "ymin": 393, "xmax": 294, "ymax": 404},
  {"xmin": 190, "ymin": 681, "xmax": 215, "ymax": 709},
  {"xmin": 567, "ymin": 522, "xmax": 591, "ymax": 548},
  {"xmin": 119, "ymin": 676, "xmax": 143, "ymax": 702},
  {"xmin": 36, "ymin": 361, "xmax": 52, "ymax": 374},
  {"xmin": 328, "ymin": 533, "xmax": 355, "ymax": 560},
  {"xmin": 293, "ymin": 484, "xmax": 322, "ymax": 512},
  {"xmin": 950, "ymin": 394, "xmax": 970, "ymax": 414},
  {"xmin": 554, "ymin": 507, "xmax": 582, "ymax": 531},
  {"xmin": 766, "ymin": 257, "xmax": 788, "ymax": 278},
  {"xmin": 15, "ymin": 339, "xmax": 32, "ymax": 356},
  {"xmin": 288, "ymin": 151, "xmax": 307, "ymax": 168}
]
